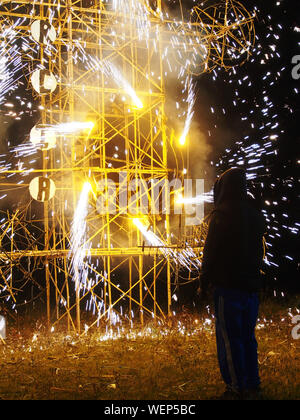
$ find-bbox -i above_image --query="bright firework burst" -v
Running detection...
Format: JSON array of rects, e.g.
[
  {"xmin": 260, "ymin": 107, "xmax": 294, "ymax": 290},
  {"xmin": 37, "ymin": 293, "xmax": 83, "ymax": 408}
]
[
  {"xmin": 69, "ymin": 182, "xmax": 92, "ymax": 292},
  {"xmin": 0, "ymin": 18, "xmax": 27, "ymax": 105}
]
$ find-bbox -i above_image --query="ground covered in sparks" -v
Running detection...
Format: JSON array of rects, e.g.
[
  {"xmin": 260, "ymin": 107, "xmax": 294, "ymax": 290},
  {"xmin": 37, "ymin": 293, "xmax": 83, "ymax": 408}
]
[{"xmin": 0, "ymin": 297, "xmax": 299, "ymax": 400}]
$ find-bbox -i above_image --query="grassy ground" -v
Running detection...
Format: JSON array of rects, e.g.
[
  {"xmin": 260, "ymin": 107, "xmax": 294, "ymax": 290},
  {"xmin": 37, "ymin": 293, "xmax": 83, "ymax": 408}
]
[{"xmin": 0, "ymin": 296, "xmax": 299, "ymax": 400}]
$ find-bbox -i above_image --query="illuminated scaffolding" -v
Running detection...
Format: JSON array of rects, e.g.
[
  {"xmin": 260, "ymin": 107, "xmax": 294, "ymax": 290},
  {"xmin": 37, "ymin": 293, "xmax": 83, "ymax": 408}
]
[{"xmin": 0, "ymin": 0, "xmax": 255, "ymax": 333}]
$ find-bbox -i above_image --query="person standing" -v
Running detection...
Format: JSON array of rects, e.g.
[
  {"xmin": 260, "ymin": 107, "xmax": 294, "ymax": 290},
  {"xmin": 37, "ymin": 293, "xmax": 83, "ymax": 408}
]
[{"xmin": 199, "ymin": 168, "xmax": 266, "ymax": 400}]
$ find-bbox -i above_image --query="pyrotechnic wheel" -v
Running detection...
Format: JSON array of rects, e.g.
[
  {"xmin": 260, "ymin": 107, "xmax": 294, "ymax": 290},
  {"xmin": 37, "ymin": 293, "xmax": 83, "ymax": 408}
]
[
  {"xmin": 190, "ymin": 0, "xmax": 256, "ymax": 72},
  {"xmin": 166, "ymin": 18, "xmax": 211, "ymax": 78}
]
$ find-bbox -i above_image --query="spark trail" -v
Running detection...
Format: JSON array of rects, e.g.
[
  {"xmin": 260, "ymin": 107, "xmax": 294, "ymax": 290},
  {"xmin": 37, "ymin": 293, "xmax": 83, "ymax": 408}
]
[{"xmin": 69, "ymin": 182, "xmax": 91, "ymax": 292}]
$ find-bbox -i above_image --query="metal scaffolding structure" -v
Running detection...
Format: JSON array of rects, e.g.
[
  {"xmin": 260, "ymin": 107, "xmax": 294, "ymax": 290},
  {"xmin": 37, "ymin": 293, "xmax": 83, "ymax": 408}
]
[{"xmin": 0, "ymin": 0, "xmax": 255, "ymax": 333}]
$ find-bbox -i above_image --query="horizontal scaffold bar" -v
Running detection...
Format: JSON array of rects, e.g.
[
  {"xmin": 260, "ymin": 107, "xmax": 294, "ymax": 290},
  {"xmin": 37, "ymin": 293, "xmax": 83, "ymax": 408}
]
[{"xmin": 0, "ymin": 247, "xmax": 202, "ymax": 259}]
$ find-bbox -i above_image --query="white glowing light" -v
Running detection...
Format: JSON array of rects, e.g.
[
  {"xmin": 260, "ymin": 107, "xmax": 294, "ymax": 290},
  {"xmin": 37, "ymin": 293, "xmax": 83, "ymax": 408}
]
[
  {"xmin": 133, "ymin": 218, "xmax": 200, "ymax": 270},
  {"xmin": 50, "ymin": 121, "xmax": 95, "ymax": 134},
  {"xmin": 0, "ymin": 315, "xmax": 6, "ymax": 339},
  {"xmin": 179, "ymin": 81, "xmax": 196, "ymax": 146},
  {"xmin": 69, "ymin": 182, "xmax": 92, "ymax": 291},
  {"xmin": 177, "ymin": 192, "xmax": 214, "ymax": 205},
  {"xmin": 104, "ymin": 62, "xmax": 144, "ymax": 109}
]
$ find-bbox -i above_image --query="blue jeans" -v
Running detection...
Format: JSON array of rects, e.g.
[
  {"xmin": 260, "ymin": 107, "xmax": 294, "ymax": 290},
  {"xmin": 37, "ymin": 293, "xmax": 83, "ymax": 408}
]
[{"xmin": 214, "ymin": 287, "xmax": 260, "ymax": 392}]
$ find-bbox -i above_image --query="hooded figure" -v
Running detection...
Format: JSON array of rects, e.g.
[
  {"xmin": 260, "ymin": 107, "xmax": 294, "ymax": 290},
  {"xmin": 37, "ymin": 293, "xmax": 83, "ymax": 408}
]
[
  {"xmin": 200, "ymin": 168, "xmax": 266, "ymax": 400},
  {"xmin": 200, "ymin": 167, "xmax": 266, "ymax": 293}
]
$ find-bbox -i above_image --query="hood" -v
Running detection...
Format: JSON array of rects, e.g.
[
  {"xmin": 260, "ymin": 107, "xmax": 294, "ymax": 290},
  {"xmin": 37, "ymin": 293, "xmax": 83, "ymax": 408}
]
[{"xmin": 214, "ymin": 168, "xmax": 247, "ymax": 207}]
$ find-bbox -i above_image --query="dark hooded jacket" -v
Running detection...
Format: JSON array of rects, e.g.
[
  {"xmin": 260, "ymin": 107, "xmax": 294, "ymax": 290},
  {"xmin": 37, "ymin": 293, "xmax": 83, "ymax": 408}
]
[{"xmin": 200, "ymin": 168, "xmax": 266, "ymax": 293}]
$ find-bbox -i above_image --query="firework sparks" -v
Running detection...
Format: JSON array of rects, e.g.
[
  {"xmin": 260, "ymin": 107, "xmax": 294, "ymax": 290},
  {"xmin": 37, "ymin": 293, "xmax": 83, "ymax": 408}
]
[
  {"xmin": 103, "ymin": 62, "xmax": 144, "ymax": 110},
  {"xmin": 9, "ymin": 121, "xmax": 94, "ymax": 157},
  {"xmin": 48, "ymin": 121, "xmax": 95, "ymax": 135},
  {"xmin": 209, "ymin": 2, "xmax": 299, "ymax": 290},
  {"xmin": 69, "ymin": 182, "xmax": 92, "ymax": 292},
  {"xmin": 179, "ymin": 80, "xmax": 196, "ymax": 146},
  {"xmin": 111, "ymin": 0, "xmax": 151, "ymax": 40},
  {"xmin": 0, "ymin": 19, "xmax": 27, "ymax": 105},
  {"xmin": 177, "ymin": 191, "xmax": 214, "ymax": 205},
  {"xmin": 133, "ymin": 218, "xmax": 200, "ymax": 270}
]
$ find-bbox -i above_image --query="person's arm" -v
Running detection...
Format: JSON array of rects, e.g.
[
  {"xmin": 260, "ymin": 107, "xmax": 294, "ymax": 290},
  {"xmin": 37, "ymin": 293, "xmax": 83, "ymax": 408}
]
[{"xmin": 199, "ymin": 211, "xmax": 225, "ymax": 293}]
